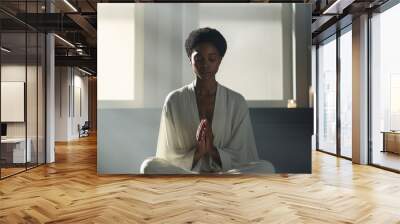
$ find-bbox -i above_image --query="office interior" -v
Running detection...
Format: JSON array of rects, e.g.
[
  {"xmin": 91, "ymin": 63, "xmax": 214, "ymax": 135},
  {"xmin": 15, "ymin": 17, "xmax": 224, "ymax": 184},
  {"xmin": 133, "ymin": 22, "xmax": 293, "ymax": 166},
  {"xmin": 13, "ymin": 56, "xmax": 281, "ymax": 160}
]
[
  {"xmin": 0, "ymin": 0, "xmax": 97, "ymax": 179},
  {"xmin": 0, "ymin": 0, "xmax": 399, "ymax": 222}
]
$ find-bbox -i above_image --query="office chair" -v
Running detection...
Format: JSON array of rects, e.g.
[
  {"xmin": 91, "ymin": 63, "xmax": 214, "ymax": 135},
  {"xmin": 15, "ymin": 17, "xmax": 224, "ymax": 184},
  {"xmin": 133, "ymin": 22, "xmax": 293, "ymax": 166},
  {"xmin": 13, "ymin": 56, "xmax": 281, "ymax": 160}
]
[{"xmin": 79, "ymin": 121, "xmax": 90, "ymax": 138}]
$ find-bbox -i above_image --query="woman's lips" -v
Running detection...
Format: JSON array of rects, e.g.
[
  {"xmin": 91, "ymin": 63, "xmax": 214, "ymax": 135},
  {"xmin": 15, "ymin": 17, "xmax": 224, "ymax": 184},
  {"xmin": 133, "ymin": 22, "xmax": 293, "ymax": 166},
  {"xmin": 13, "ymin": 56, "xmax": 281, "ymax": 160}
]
[{"xmin": 199, "ymin": 71, "xmax": 213, "ymax": 77}]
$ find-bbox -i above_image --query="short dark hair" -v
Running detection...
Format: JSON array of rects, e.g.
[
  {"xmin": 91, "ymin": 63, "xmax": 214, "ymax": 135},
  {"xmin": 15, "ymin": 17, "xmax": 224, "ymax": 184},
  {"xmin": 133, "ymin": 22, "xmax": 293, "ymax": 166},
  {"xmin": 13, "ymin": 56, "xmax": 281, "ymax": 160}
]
[{"xmin": 185, "ymin": 27, "xmax": 227, "ymax": 58}]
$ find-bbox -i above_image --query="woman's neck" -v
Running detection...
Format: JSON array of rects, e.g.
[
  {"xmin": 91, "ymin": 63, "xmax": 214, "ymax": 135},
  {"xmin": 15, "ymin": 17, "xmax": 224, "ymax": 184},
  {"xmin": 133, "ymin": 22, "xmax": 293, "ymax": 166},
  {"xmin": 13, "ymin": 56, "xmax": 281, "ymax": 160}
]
[{"xmin": 194, "ymin": 78, "xmax": 217, "ymax": 96}]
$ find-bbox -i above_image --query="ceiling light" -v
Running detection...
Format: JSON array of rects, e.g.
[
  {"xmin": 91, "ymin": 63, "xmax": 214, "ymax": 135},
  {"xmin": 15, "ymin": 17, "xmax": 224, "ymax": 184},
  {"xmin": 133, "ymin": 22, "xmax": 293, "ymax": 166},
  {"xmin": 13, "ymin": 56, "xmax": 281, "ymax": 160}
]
[
  {"xmin": 322, "ymin": 0, "xmax": 355, "ymax": 15},
  {"xmin": 1, "ymin": 47, "xmax": 11, "ymax": 53},
  {"xmin": 54, "ymin": 34, "xmax": 75, "ymax": 48},
  {"xmin": 63, "ymin": 0, "xmax": 78, "ymax": 12},
  {"xmin": 78, "ymin": 67, "xmax": 93, "ymax": 76},
  {"xmin": 322, "ymin": 0, "xmax": 343, "ymax": 14}
]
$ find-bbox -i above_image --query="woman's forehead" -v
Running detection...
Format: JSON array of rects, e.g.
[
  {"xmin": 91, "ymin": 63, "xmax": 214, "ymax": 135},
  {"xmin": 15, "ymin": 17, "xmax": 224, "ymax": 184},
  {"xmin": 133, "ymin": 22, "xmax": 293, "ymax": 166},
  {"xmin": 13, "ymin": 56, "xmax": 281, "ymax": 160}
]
[
  {"xmin": 192, "ymin": 43, "xmax": 219, "ymax": 56},
  {"xmin": 192, "ymin": 51, "xmax": 218, "ymax": 57},
  {"xmin": 194, "ymin": 42, "xmax": 218, "ymax": 51}
]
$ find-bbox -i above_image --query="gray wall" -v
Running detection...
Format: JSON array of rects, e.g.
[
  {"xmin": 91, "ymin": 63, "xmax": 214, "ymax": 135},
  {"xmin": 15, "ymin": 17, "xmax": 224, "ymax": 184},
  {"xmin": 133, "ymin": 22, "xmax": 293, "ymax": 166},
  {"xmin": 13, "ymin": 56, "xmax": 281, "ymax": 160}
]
[
  {"xmin": 98, "ymin": 108, "xmax": 312, "ymax": 174},
  {"xmin": 98, "ymin": 108, "xmax": 161, "ymax": 174},
  {"xmin": 55, "ymin": 67, "xmax": 89, "ymax": 141},
  {"xmin": 251, "ymin": 108, "xmax": 312, "ymax": 173}
]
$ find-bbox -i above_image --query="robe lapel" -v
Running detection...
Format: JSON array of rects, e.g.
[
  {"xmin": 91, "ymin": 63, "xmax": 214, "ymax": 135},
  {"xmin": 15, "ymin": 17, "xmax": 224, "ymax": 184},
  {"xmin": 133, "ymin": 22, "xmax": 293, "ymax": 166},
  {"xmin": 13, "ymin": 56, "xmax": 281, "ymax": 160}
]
[
  {"xmin": 212, "ymin": 83, "xmax": 224, "ymax": 146},
  {"xmin": 189, "ymin": 81, "xmax": 200, "ymax": 135}
]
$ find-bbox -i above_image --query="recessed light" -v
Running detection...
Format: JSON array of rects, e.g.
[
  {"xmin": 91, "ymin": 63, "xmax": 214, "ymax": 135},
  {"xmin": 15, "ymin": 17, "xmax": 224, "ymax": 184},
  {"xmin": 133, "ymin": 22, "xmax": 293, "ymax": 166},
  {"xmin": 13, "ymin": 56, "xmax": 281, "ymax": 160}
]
[
  {"xmin": 63, "ymin": 0, "xmax": 78, "ymax": 12},
  {"xmin": 54, "ymin": 34, "xmax": 75, "ymax": 48},
  {"xmin": 1, "ymin": 47, "xmax": 11, "ymax": 53},
  {"xmin": 78, "ymin": 67, "xmax": 93, "ymax": 76}
]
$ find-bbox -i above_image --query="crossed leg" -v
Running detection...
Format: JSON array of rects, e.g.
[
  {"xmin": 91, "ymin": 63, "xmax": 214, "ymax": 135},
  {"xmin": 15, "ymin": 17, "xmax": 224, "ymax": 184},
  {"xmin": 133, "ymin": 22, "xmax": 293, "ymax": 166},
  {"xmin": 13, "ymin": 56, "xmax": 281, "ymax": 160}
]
[{"xmin": 140, "ymin": 157, "xmax": 275, "ymax": 174}]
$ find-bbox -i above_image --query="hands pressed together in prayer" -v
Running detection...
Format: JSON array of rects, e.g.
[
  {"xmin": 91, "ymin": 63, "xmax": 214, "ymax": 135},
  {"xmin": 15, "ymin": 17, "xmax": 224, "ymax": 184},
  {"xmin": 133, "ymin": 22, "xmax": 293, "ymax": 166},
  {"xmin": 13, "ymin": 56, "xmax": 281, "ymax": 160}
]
[{"xmin": 192, "ymin": 119, "xmax": 222, "ymax": 169}]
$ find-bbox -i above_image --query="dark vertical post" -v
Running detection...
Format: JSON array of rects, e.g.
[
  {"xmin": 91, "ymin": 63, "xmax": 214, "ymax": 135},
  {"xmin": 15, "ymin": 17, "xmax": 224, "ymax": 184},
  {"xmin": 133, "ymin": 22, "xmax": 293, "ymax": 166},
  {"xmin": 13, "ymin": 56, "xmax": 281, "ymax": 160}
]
[
  {"xmin": 316, "ymin": 44, "xmax": 319, "ymax": 150},
  {"xmin": 36, "ymin": 0, "xmax": 39, "ymax": 167},
  {"xmin": 367, "ymin": 11, "xmax": 372, "ymax": 165},
  {"xmin": 337, "ymin": 28, "xmax": 341, "ymax": 157},
  {"xmin": 25, "ymin": 0, "xmax": 28, "ymax": 171},
  {"xmin": 0, "ymin": 23, "xmax": 2, "ymax": 179}
]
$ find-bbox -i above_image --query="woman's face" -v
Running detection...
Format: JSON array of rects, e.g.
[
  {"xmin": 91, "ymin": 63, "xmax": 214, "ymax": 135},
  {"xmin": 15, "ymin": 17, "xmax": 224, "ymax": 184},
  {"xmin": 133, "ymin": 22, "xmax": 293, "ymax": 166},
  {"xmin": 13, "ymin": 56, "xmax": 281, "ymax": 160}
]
[{"xmin": 190, "ymin": 42, "xmax": 222, "ymax": 80}]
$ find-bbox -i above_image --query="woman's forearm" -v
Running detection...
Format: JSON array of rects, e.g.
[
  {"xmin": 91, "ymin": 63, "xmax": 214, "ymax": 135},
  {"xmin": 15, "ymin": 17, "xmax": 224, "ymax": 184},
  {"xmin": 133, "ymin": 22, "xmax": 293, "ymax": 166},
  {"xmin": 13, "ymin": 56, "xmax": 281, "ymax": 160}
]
[
  {"xmin": 192, "ymin": 148, "xmax": 203, "ymax": 169},
  {"xmin": 209, "ymin": 146, "xmax": 222, "ymax": 168}
]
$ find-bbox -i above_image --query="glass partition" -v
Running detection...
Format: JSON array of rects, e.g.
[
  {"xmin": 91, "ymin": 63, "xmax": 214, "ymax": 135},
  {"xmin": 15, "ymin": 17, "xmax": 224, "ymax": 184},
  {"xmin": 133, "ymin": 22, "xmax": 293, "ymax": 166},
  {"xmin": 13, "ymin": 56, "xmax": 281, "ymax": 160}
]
[
  {"xmin": 317, "ymin": 35, "xmax": 337, "ymax": 155},
  {"xmin": 0, "ymin": 1, "xmax": 46, "ymax": 179},
  {"xmin": 38, "ymin": 32, "xmax": 45, "ymax": 165},
  {"xmin": 339, "ymin": 27, "xmax": 352, "ymax": 158},
  {"xmin": 0, "ymin": 31, "xmax": 28, "ymax": 178},
  {"xmin": 27, "ymin": 31, "xmax": 38, "ymax": 169},
  {"xmin": 371, "ymin": 3, "xmax": 400, "ymax": 171}
]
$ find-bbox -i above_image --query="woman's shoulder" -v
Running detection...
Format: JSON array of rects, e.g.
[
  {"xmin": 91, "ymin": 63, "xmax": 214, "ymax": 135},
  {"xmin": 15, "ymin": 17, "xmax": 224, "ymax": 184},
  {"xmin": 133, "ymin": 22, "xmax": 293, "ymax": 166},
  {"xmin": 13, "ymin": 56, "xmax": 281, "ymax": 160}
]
[
  {"xmin": 220, "ymin": 84, "xmax": 247, "ymax": 107},
  {"xmin": 163, "ymin": 83, "xmax": 192, "ymax": 106}
]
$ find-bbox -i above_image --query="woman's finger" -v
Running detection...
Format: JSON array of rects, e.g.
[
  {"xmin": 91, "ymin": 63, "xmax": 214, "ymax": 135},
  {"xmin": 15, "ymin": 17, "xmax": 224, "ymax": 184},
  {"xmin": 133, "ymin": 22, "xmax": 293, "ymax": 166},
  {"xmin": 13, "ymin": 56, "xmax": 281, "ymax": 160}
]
[{"xmin": 196, "ymin": 120, "xmax": 205, "ymax": 141}]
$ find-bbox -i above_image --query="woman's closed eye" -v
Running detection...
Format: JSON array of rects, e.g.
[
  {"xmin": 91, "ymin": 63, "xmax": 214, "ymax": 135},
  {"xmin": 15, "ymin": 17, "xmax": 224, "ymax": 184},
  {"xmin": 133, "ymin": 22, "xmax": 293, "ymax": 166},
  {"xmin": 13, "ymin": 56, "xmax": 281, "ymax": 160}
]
[{"xmin": 194, "ymin": 56, "xmax": 217, "ymax": 63}]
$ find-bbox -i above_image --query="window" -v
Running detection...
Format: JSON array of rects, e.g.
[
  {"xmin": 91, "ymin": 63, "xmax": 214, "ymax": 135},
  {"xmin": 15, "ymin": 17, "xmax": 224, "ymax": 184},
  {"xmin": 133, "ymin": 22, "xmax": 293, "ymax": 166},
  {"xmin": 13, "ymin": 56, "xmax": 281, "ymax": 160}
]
[
  {"xmin": 339, "ymin": 27, "xmax": 352, "ymax": 158},
  {"xmin": 98, "ymin": 4, "xmax": 136, "ymax": 101},
  {"xmin": 317, "ymin": 35, "xmax": 337, "ymax": 154},
  {"xmin": 370, "ymin": 2, "xmax": 400, "ymax": 171}
]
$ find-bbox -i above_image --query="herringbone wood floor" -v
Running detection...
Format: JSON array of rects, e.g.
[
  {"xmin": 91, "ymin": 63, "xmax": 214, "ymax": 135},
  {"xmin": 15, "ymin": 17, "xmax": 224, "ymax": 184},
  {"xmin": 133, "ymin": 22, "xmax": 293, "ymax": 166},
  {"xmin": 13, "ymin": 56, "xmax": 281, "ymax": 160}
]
[{"xmin": 1, "ymin": 134, "xmax": 400, "ymax": 223}]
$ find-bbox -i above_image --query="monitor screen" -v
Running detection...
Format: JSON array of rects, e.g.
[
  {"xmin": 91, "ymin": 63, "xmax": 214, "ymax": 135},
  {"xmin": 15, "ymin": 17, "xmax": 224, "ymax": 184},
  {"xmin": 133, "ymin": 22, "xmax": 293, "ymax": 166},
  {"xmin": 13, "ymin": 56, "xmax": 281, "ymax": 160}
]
[{"xmin": 1, "ymin": 123, "xmax": 7, "ymax": 137}]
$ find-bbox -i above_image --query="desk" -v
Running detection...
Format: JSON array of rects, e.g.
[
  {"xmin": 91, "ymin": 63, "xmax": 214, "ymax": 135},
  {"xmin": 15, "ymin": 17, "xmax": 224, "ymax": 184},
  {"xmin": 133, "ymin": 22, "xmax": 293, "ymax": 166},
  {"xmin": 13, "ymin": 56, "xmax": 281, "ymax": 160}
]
[
  {"xmin": 381, "ymin": 131, "xmax": 400, "ymax": 154},
  {"xmin": 1, "ymin": 138, "xmax": 31, "ymax": 163}
]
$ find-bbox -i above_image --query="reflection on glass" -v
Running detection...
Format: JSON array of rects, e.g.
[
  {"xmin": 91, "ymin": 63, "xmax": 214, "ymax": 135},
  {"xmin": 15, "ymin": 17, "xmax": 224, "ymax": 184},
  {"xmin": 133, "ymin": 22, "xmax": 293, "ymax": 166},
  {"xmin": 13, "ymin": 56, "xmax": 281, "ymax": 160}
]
[
  {"xmin": 371, "ymin": 3, "xmax": 400, "ymax": 171},
  {"xmin": 1, "ymin": 32, "xmax": 27, "ymax": 177},
  {"xmin": 0, "ymin": 0, "xmax": 46, "ymax": 178},
  {"xmin": 340, "ymin": 29, "xmax": 352, "ymax": 158},
  {"xmin": 318, "ymin": 37, "xmax": 337, "ymax": 154},
  {"xmin": 38, "ymin": 33, "xmax": 46, "ymax": 165},
  {"xmin": 27, "ymin": 32, "xmax": 38, "ymax": 169}
]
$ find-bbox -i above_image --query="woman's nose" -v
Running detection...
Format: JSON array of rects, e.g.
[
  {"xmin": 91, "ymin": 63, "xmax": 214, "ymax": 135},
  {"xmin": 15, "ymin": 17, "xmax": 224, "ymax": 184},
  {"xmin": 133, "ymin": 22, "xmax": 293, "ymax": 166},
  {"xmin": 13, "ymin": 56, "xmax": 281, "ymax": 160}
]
[{"xmin": 202, "ymin": 62, "xmax": 210, "ymax": 69}]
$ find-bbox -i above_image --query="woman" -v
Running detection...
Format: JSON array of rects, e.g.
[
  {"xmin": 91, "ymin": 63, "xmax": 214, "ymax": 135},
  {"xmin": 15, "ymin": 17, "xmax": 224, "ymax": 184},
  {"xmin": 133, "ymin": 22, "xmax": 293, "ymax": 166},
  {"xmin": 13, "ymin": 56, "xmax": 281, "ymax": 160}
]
[{"xmin": 141, "ymin": 27, "xmax": 274, "ymax": 174}]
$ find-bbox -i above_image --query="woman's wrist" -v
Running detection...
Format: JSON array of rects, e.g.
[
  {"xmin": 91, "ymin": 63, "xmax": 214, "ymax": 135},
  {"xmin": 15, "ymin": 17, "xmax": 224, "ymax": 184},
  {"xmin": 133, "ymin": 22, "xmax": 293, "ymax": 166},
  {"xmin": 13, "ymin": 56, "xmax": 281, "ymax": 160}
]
[
  {"xmin": 208, "ymin": 146, "xmax": 222, "ymax": 167},
  {"xmin": 192, "ymin": 149, "xmax": 201, "ymax": 169},
  {"xmin": 192, "ymin": 146, "xmax": 206, "ymax": 169}
]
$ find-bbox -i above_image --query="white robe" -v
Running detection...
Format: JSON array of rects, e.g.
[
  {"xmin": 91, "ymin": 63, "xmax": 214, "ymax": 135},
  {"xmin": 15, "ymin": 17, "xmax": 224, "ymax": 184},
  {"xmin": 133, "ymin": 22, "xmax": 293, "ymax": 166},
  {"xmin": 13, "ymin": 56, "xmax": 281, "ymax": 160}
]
[{"xmin": 141, "ymin": 81, "xmax": 274, "ymax": 174}]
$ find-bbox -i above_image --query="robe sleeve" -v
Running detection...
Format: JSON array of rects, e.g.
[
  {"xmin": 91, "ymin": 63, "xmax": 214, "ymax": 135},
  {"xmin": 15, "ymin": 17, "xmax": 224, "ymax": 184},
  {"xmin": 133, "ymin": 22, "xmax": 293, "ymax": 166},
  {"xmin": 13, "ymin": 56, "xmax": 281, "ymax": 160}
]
[
  {"xmin": 212, "ymin": 98, "xmax": 259, "ymax": 171},
  {"xmin": 155, "ymin": 98, "xmax": 196, "ymax": 171}
]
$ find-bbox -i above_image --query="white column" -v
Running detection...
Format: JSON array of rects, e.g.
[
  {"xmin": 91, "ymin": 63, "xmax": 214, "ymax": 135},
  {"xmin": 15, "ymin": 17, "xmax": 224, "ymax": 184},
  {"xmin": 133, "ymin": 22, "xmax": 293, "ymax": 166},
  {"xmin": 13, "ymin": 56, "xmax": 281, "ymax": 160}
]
[
  {"xmin": 352, "ymin": 14, "xmax": 369, "ymax": 164},
  {"xmin": 45, "ymin": 1, "xmax": 56, "ymax": 163},
  {"xmin": 46, "ymin": 33, "xmax": 55, "ymax": 163}
]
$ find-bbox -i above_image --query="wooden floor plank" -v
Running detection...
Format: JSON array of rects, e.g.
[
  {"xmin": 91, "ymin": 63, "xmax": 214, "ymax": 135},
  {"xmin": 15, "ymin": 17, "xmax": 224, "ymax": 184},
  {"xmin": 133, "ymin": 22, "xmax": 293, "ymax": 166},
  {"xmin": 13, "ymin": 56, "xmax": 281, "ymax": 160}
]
[{"xmin": 0, "ymin": 134, "xmax": 399, "ymax": 223}]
